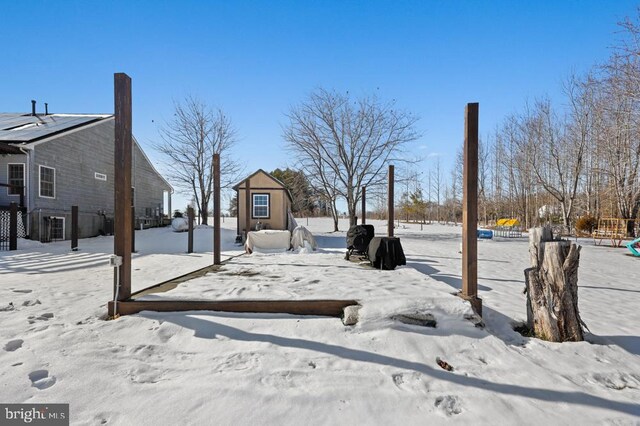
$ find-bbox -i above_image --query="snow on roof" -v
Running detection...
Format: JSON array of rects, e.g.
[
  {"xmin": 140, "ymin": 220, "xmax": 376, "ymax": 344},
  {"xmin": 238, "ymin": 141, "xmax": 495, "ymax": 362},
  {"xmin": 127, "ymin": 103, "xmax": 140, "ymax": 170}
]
[{"xmin": 0, "ymin": 113, "xmax": 112, "ymax": 143}]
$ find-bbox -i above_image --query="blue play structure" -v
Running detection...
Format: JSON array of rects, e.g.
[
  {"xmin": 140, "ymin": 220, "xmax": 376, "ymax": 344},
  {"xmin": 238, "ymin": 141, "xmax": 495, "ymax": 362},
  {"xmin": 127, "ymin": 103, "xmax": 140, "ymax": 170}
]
[
  {"xmin": 626, "ymin": 237, "xmax": 640, "ymax": 257},
  {"xmin": 477, "ymin": 229, "xmax": 493, "ymax": 239}
]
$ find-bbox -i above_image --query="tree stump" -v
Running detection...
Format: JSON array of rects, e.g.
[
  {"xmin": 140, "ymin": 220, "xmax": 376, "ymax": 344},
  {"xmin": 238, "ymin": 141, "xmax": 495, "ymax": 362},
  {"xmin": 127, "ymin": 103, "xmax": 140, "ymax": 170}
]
[{"xmin": 524, "ymin": 227, "xmax": 584, "ymax": 342}]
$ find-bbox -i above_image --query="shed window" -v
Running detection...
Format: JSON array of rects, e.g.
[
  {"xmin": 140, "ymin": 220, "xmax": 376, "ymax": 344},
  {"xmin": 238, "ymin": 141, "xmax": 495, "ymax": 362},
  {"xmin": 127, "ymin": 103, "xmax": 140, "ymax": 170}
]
[
  {"xmin": 39, "ymin": 165, "xmax": 55, "ymax": 198},
  {"xmin": 252, "ymin": 194, "xmax": 269, "ymax": 218},
  {"xmin": 8, "ymin": 164, "xmax": 24, "ymax": 195}
]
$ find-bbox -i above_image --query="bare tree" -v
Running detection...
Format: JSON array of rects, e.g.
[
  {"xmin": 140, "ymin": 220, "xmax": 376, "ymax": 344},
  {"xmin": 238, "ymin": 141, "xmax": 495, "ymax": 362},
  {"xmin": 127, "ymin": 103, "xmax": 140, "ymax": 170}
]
[
  {"xmin": 521, "ymin": 97, "xmax": 588, "ymax": 228},
  {"xmin": 430, "ymin": 158, "xmax": 443, "ymax": 222},
  {"xmin": 154, "ymin": 96, "xmax": 240, "ymax": 225},
  {"xmin": 284, "ymin": 88, "xmax": 421, "ymax": 230}
]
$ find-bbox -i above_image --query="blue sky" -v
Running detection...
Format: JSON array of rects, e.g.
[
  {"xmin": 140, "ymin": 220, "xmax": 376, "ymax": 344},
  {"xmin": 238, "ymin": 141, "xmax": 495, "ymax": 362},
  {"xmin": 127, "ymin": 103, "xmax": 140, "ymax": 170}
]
[{"xmin": 1, "ymin": 1, "xmax": 637, "ymax": 212}]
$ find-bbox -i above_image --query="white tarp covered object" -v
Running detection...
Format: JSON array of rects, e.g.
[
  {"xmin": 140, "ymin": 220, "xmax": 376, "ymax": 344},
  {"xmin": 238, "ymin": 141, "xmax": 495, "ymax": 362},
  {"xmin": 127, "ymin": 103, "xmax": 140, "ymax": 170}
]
[
  {"xmin": 171, "ymin": 217, "xmax": 190, "ymax": 232},
  {"xmin": 245, "ymin": 230, "xmax": 291, "ymax": 253},
  {"xmin": 287, "ymin": 211, "xmax": 298, "ymax": 233},
  {"xmin": 290, "ymin": 226, "xmax": 317, "ymax": 252}
]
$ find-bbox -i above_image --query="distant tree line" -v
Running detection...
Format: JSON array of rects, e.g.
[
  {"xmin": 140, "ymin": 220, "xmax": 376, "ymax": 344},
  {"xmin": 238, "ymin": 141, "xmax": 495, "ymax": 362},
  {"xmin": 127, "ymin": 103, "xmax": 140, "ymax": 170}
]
[
  {"xmin": 383, "ymin": 12, "xmax": 640, "ymax": 236},
  {"xmin": 157, "ymin": 12, "xmax": 640, "ymax": 236}
]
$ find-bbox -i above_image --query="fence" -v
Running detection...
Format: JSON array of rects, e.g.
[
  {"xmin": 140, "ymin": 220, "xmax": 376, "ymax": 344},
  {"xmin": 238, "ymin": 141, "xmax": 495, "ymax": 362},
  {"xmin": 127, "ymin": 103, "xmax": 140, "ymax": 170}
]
[{"xmin": 0, "ymin": 205, "xmax": 26, "ymax": 251}]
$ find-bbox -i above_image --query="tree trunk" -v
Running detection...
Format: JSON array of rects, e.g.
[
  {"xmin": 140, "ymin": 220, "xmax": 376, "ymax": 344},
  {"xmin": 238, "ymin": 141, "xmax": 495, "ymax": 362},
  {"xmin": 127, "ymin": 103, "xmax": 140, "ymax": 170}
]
[
  {"xmin": 524, "ymin": 227, "xmax": 584, "ymax": 342},
  {"xmin": 348, "ymin": 202, "xmax": 357, "ymax": 227},
  {"xmin": 330, "ymin": 199, "xmax": 339, "ymax": 232}
]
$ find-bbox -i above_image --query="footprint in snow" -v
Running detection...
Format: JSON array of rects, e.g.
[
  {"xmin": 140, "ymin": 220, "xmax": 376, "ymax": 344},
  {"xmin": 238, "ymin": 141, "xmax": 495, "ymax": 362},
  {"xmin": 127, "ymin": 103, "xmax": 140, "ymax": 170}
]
[
  {"xmin": 434, "ymin": 395, "xmax": 462, "ymax": 416},
  {"xmin": 27, "ymin": 313, "xmax": 54, "ymax": 324},
  {"xmin": 392, "ymin": 372, "xmax": 428, "ymax": 392},
  {"xmin": 392, "ymin": 373, "xmax": 404, "ymax": 386},
  {"xmin": 0, "ymin": 303, "xmax": 15, "ymax": 312},
  {"xmin": 591, "ymin": 372, "xmax": 640, "ymax": 390},
  {"xmin": 29, "ymin": 370, "xmax": 57, "ymax": 390},
  {"xmin": 4, "ymin": 339, "xmax": 23, "ymax": 352}
]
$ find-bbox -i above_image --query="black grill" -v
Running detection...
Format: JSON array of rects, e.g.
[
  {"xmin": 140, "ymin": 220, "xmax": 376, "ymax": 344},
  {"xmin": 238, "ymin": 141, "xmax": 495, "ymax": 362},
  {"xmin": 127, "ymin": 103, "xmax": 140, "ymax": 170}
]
[{"xmin": 345, "ymin": 224, "xmax": 375, "ymax": 260}]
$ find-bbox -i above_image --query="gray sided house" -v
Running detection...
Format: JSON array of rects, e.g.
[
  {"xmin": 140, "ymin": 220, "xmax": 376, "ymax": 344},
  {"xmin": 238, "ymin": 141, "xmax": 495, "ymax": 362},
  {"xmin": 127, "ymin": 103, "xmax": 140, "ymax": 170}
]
[{"xmin": 0, "ymin": 107, "xmax": 172, "ymax": 242}]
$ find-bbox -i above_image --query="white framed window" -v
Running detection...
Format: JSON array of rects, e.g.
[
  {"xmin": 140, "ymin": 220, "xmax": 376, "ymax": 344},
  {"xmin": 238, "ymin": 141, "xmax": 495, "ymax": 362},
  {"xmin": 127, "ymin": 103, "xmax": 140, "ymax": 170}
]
[
  {"xmin": 252, "ymin": 193, "xmax": 270, "ymax": 218},
  {"xmin": 94, "ymin": 172, "xmax": 107, "ymax": 181},
  {"xmin": 7, "ymin": 163, "xmax": 25, "ymax": 196},
  {"xmin": 39, "ymin": 165, "xmax": 55, "ymax": 198}
]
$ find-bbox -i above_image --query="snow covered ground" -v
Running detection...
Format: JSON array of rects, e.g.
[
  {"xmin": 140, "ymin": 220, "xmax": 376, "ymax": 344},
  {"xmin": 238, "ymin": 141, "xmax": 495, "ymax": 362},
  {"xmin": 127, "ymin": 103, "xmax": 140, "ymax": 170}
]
[{"xmin": 1, "ymin": 218, "xmax": 639, "ymax": 425}]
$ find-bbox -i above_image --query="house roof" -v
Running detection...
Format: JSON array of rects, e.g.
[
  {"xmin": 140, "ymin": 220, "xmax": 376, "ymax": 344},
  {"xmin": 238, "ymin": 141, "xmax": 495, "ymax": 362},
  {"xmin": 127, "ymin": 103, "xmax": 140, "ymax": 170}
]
[
  {"xmin": 0, "ymin": 141, "xmax": 23, "ymax": 154},
  {"xmin": 233, "ymin": 169, "xmax": 293, "ymax": 202},
  {"xmin": 0, "ymin": 111, "xmax": 173, "ymax": 192},
  {"xmin": 0, "ymin": 113, "xmax": 112, "ymax": 144}
]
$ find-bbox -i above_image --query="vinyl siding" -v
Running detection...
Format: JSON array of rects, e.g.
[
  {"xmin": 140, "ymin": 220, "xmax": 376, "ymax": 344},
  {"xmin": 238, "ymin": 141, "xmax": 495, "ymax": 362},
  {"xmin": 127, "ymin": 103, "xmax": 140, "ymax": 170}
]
[{"xmin": 24, "ymin": 118, "xmax": 170, "ymax": 239}]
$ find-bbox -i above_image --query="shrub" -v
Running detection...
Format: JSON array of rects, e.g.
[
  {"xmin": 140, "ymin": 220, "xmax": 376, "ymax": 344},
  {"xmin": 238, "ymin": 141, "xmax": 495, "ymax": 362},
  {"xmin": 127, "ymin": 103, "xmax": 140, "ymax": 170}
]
[{"xmin": 575, "ymin": 215, "xmax": 597, "ymax": 233}]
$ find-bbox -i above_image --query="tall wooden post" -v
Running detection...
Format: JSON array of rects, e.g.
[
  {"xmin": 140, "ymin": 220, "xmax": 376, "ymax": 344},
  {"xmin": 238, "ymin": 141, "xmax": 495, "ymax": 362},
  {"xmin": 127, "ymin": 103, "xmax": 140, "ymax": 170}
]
[
  {"xmin": 461, "ymin": 102, "xmax": 482, "ymax": 315},
  {"xmin": 187, "ymin": 206, "xmax": 194, "ymax": 254},
  {"xmin": 388, "ymin": 165, "xmax": 394, "ymax": 237},
  {"xmin": 71, "ymin": 205, "xmax": 78, "ymax": 251},
  {"xmin": 213, "ymin": 153, "xmax": 221, "ymax": 265},
  {"xmin": 244, "ymin": 178, "xmax": 251, "ymax": 242},
  {"xmin": 9, "ymin": 202, "xmax": 17, "ymax": 251},
  {"xmin": 361, "ymin": 186, "xmax": 366, "ymax": 225},
  {"xmin": 131, "ymin": 207, "xmax": 136, "ymax": 253},
  {"xmin": 114, "ymin": 73, "xmax": 133, "ymax": 302}
]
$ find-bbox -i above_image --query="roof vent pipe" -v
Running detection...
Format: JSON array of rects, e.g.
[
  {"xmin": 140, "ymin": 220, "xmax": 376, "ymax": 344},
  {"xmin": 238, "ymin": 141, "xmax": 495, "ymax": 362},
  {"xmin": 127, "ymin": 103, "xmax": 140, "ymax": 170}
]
[
  {"xmin": 45, "ymin": 103, "xmax": 48, "ymax": 115},
  {"xmin": 31, "ymin": 100, "xmax": 36, "ymax": 116}
]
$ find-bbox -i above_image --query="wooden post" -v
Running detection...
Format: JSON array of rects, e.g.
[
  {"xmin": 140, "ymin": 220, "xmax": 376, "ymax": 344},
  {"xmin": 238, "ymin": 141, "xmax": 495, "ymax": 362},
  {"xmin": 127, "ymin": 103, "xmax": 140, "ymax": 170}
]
[
  {"xmin": 361, "ymin": 186, "xmax": 366, "ymax": 225},
  {"xmin": 71, "ymin": 205, "xmax": 78, "ymax": 251},
  {"xmin": 235, "ymin": 191, "xmax": 240, "ymax": 239},
  {"xmin": 244, "ymin": 178, "xmax": 251, "ymax": 242},
  {"xmin": 460, "ymin": 103, "xmax": 482, "ymax": 315},
  {"xmin": 131, "ymin": 208, "xmax": 136, "ymax": 253},
  {"xmin": 9, "ymin": 202, "xmax": 17, "ymax": 251},
  {"xmin": 187, "ymin": 206, "xmax": 194, "ymax": 254},
  {"xmin": 213, "ymin": 153, "xmax": 221, "ymax": 265},
  {"xmin": 388, "ymin": 165, "xmax": 394, "ymax": 237},
  {"xmin": 113, "ymin": 72, "xmax": 132, "ymax": 302}
]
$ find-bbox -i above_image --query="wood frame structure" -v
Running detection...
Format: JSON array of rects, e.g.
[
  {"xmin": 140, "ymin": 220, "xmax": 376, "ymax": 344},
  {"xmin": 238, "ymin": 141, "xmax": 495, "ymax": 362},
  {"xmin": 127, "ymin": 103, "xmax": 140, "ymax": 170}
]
[
  {"xmin": 213, "ymin": 153, "xmax": 221, "ymax": 265},
  {"xmin": 108, "ymin": 73, "xmax": 358, "ymax": 320},
  {"xmin": 113, "ymin": 73, "xmax": 132, "ymax": 302},
  {"xmin": 388, "ymin": 165, "xmax": 394, "ymax": 237},
  {"xmin": 71, "ymin": 205, "xmax": 78, "ymax": 251},
  {"xmin": 460, "ymin": 103, "xmax": 482, "ymax": 316},
  {"xmin": 361, "ymin": 185, "xmax": 366, "ymax": 225}
]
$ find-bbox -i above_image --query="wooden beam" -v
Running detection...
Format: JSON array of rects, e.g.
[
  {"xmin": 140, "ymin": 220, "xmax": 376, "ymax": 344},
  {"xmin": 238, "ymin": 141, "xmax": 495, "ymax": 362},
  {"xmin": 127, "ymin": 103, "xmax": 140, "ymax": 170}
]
[
  {"xmin": 131, "ymin": 204, "xmax": 136, "ymax": 253},
  {"xmin": 388, "ymin": 165, "xmax": 394, "ymax": 237},
  {"xmin": 187, "ymin": 206, "xmax": 194, "ymax": 254},
  {"xmin": 130, "ymin": 264, "xmax": 222, "ymax": 298},
  {"xmin": 244, "ymin": 177, "xmax": 251, "ymax": 242},
  {"xmin": 9, "ymin": 202, "xmax": 17, "ymax": 251},
  {"xmin": 361, "ymin": 186, "xmax": 366, "ymax": 225},
  {"xmin": 71, "ymin": 205, "xmax": 78, "ymax": 251},
  {"xmin": 114, "ymin": 73, "xmax": 132, "ymax": 301},
  {"xmin": 108, "ymin": 299, "xmax": 360, "ymax": 317},
  {"xmin": 213, "ymin": 153, "xmax": 221, "ymax": 265},
  {"xmin": 461, "ymin": 102, "xmax": 482, "ymax": 315}
]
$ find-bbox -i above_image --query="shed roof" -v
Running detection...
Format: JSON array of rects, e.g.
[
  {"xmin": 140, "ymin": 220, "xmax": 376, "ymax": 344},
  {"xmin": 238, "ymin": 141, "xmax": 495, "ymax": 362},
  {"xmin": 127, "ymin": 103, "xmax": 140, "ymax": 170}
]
[
  {"xmin": 233, "ymin": 169, "xmax": 293, "ymax": 202},
  {"xmin": 0, "ymin": 113, "xmax": 111, "ymax": 144}
]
